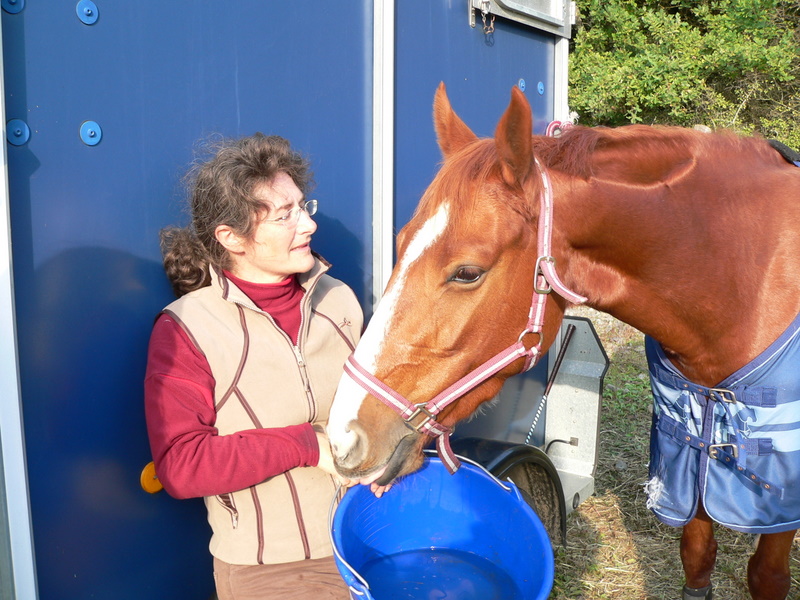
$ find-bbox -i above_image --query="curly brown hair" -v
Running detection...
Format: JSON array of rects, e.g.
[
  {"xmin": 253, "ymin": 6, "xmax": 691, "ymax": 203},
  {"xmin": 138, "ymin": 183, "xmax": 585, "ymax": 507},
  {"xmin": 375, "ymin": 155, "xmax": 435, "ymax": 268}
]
[{"xmin": 160, "ymin": 133, "xmax": 313, "ymax": 297}]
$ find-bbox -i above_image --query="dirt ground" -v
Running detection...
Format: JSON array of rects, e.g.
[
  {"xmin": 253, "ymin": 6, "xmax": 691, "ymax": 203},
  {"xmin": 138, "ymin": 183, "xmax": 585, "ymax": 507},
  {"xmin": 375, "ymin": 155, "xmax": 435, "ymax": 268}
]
[{"xmin": 548, "ymin": 308, "xmax": 800, "ymax": 600}]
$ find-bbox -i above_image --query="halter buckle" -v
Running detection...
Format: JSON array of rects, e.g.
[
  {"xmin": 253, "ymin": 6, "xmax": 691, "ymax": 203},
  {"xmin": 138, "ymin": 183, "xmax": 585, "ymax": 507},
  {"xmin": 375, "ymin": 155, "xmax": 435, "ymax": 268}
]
[
  {"xmin": 533, "ymin": 256, "xmax": 554, "ymax": 294},
  {"xmin": 404, "ymin": 404, "xmax": 436, "ymax": 433},
  {"xmin": 709, "ymin": 443, "xmax": 738, "ymax": 460},
  {"xmin": 709, "ymin": 388, "xmax": 736, "ymax": 403}
]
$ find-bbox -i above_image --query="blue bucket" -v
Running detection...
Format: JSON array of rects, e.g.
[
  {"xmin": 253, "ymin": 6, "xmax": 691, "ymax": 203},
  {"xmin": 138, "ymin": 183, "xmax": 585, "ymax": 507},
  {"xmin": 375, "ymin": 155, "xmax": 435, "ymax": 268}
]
[{"xmin": 330, "ymin": 455, "xmax": 555, "ymax": 600}]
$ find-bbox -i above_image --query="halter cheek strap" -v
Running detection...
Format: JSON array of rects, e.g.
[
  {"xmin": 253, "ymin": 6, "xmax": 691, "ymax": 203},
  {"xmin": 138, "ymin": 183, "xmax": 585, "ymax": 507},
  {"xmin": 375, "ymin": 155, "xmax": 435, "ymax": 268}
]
[{"xmin": 343, "ymin": 162, "xmax": 587, "ymax": 474}]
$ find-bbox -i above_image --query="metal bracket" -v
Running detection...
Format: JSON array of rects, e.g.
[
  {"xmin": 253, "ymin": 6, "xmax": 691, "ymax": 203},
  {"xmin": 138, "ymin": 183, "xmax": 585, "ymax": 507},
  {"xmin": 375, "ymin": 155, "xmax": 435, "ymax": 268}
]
[{"xmin": 469, "ymin": 0, "xmax": 573, "ymax": 38}]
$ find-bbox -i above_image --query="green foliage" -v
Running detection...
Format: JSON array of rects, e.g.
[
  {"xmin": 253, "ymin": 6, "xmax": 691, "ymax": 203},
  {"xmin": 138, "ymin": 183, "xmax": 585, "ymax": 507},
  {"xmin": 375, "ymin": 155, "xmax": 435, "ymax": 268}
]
[{"xmin": 569, "ymin": 0, "xmax": 800, "ymax": 148}]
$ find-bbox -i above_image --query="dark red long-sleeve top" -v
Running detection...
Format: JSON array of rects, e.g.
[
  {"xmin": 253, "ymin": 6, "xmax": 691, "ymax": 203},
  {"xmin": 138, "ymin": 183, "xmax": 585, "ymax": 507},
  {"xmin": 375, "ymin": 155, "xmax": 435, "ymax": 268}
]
[{"xmin": 144, "ymin": 273, "xmax": 322, "ymax": 499}]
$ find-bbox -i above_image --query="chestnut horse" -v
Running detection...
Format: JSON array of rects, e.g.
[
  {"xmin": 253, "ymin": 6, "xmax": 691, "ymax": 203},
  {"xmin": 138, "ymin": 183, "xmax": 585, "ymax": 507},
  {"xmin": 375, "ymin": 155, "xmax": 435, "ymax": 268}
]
[{"xmin": 327, "ymin": 84, "xmax": 800, "ymax": 599}]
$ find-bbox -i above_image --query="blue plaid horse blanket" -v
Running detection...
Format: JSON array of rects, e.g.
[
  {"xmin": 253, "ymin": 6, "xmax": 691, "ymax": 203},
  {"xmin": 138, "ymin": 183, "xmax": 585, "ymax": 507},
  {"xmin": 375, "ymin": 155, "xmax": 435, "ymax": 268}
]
[{"xmin": 645, "ymin": 312, "xmax": 800, "ymax": 533}]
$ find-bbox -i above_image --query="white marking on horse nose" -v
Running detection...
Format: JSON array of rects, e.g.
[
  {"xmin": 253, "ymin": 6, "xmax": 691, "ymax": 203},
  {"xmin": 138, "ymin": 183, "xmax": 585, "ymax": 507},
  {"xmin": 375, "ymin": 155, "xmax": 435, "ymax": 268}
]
[
  {"xmin": 327, "ymin": 375, "xmax": 365, "ymax": 458},
  {"xmin": 327, "ymin": 203, "xmax": 450, "ymax": 458}
]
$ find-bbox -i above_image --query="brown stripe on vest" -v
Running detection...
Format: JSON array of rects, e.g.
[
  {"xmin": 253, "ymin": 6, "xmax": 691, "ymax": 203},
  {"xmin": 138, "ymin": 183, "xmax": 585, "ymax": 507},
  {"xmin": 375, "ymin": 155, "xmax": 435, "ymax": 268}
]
[
  {"xmin": 216, "ymin": 305, "xmax": 262, "ymax": 428},
  {"xmin": 250, "ymin": 486, "xmax": 265, "ymax": 564},
  {"xmin": 284, "ymin": 471, "xmax": 311, "ymax": 560}
]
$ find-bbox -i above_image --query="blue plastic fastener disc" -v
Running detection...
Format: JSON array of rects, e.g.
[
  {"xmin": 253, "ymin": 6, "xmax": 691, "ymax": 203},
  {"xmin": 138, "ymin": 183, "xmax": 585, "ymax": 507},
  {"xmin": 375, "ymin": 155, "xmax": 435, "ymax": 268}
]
[
  {"xmin": 2, "ymin": 0, "xmax": 25, "ymax": 15},
  {"xmin": 80, "ymin": 121, "xmax": 102, "ymax": 146},
  {"xmin": 6, "ymin": 119, "xmax": 30, "ymax": 146},
  {"xmin": 76, "ymin": 0, "xmax": 98, "ymax": 25}
]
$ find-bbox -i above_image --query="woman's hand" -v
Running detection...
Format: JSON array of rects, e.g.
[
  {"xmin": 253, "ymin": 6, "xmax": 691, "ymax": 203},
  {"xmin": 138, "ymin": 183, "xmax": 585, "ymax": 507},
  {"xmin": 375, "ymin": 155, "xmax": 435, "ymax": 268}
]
[{"xmin": 366, "ymin": 481, "xmax": 393, "ymax": 498}]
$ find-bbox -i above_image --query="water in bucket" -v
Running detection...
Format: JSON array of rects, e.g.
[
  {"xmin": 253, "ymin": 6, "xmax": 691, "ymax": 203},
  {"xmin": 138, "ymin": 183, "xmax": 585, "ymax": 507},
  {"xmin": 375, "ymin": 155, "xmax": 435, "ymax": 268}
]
[
  {"xmin": 331, "ymin": 455, "xmax": 554, "ymax": 600},
  {"xmin": 360, "ymin": 547, "xmax": 524, "ymax": 600}
]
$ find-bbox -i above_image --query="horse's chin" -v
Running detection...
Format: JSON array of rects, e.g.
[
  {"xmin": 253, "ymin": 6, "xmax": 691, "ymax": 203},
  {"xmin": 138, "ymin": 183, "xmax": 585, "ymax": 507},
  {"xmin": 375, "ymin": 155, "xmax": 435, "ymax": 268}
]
[{"xmin": 374, "ymin": 433, "xmax": 425, "ymax": 485}]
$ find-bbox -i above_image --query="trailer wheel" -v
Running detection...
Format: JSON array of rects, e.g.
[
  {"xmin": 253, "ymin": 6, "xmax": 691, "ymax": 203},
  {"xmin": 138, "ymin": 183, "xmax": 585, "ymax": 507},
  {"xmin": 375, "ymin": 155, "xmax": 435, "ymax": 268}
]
[{"xmin": 451, "ymin": 437, "xmax": 567, "ymax": 549}]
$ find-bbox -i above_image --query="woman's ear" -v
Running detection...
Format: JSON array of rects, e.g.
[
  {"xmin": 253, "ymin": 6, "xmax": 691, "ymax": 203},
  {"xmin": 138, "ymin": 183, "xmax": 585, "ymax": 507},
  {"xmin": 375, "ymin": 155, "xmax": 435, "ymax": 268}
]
[{"xmin": 215, "ymin": 224, "xmax": 245, "ymax": 255}]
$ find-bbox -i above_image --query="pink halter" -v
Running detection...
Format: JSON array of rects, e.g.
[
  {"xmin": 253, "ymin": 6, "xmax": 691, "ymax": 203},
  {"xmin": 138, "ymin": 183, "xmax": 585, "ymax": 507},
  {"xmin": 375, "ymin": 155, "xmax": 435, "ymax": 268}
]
[{"xmin": 343, "ymin": 160, "xmax": 587, "ymax": 474}]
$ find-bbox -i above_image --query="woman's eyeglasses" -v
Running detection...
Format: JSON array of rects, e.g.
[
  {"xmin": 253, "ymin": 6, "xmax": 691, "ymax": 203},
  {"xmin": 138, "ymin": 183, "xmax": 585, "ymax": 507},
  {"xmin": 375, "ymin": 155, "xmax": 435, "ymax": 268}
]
[{"xmin": 262, "ymin": 199, "xmax": 318, "ymax": 227}]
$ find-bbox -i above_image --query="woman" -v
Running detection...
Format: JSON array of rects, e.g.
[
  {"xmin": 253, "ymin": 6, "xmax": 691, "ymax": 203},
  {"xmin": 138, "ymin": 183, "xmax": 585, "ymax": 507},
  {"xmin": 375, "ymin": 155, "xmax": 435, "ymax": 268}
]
[{"xmin": 145, "ymin": 133, "xmax": 362, "ymax": 599}]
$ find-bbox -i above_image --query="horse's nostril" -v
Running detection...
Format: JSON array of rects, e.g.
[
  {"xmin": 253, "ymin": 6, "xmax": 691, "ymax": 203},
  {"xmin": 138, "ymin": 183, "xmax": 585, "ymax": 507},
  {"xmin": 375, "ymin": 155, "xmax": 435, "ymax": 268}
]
[{"xmin": 334, "ymin": 420, "xmax": 367, "ymax": 469}]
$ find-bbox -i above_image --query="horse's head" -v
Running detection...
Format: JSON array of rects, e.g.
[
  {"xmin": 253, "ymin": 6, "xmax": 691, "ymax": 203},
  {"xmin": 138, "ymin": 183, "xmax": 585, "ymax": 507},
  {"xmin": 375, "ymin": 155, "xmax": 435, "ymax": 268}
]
[{"xmin": 327, "ymin": 84, "xmax": 568, "ymax": 485}]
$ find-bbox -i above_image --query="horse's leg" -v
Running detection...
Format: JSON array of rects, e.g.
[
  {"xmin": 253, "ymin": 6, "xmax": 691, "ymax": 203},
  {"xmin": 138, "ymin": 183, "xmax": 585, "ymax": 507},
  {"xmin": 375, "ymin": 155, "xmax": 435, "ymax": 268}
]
[
  {"xmin": 680, "ymin": 503, "xmax": 717, "ymax": 599},
  {"xmin": 747, "ymin": 529, "xmax": 795, "ymax": 600}
]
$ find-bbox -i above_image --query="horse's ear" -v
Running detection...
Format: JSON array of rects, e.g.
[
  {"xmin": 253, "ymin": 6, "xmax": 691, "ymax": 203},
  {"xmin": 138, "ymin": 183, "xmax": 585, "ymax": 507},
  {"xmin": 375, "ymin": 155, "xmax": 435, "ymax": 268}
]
[
  {"xmin": 433, "ymin": 82, "xmax": 478, "ymax": 158},
  {"xmin": 495, "ymin": 86, "xmax": 533, "ymax": 186}
]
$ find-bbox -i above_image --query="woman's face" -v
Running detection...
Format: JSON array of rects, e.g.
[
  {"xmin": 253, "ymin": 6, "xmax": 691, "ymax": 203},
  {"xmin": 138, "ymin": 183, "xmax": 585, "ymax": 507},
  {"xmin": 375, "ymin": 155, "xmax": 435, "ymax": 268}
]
[{"xmin": 220, "ymin": 172, "xmax": 318, "ymax": 283}]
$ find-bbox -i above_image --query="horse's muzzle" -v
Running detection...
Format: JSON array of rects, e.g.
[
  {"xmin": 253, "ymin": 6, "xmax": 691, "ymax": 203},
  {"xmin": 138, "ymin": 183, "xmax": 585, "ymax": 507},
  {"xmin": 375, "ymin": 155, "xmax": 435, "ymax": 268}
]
[{"xmin": 332, "ymin": 418, "xmax": 424, "ymax": 484}]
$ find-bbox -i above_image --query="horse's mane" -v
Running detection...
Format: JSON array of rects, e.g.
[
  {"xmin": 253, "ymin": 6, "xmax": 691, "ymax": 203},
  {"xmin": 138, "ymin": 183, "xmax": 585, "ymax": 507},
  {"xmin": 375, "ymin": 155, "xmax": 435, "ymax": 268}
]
[
  {"xmin": 534, "ymin": 125, "xmax": 781, "ymax": 179},
  {"xmin": 411, "ymin": 125, "xmax": 782, "ymax": 233}
]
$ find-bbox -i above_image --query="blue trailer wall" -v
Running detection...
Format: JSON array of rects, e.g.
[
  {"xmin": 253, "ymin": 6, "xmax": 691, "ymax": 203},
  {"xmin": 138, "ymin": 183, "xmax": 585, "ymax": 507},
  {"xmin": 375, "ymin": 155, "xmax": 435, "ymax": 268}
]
[
  {"xmin": 2, "ymin": 3, "xmax": 372, "ymax": 598},
  {"xmin": 395, "ymin": 2, "xmax": 555, "ymax": 228},
  {"xmin": 2, "ymin": 1, "xmax": 561, "ymax": 597}
]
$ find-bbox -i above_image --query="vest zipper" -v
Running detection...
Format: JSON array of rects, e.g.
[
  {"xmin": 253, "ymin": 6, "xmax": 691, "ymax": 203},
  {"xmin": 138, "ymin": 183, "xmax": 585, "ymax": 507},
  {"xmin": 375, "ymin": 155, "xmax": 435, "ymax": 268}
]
[
  {"xmin": 293, "ymin": 344, "xmax": 317, "ymax": 422},
  {"xmin": 297, "ymin": 286, "xmax": 319, "ymax": 422}
]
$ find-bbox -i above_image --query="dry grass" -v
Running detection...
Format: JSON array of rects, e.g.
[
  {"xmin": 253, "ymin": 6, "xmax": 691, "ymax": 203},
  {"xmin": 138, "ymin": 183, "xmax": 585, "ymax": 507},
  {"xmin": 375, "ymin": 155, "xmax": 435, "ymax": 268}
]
[{"xmin": 549, "ymin": 308, "xmax": 800, "ymax": 599}]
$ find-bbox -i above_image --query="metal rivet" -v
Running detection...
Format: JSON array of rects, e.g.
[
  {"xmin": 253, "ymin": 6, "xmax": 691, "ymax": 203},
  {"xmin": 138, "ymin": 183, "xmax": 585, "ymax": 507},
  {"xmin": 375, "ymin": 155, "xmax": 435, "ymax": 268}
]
[
  {"xmin": 76, "ymin": 0, "xmax": 98, "ymax": 25},
  {"xmin": 6, "ymin": 119, "xmax": 30, "ymax": 145},
  {"xmin": 80, "ymin": 120, "xmax": 102, "ymax": 146}
]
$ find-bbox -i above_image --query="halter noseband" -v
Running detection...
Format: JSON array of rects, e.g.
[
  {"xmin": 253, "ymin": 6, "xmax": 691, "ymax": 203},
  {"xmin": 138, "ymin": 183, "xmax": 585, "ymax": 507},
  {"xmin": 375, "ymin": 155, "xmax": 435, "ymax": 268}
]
[{"xmin": 342, "ymin": 159, "xmax": 587, "ymax": 474}]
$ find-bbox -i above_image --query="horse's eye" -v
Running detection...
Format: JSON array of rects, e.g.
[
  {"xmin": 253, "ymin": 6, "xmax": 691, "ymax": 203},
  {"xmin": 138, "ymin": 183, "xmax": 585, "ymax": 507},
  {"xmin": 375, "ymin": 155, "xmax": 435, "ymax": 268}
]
[{"xmin": 451, "ymin": 266, "xmax": 485, "ymax": 284}]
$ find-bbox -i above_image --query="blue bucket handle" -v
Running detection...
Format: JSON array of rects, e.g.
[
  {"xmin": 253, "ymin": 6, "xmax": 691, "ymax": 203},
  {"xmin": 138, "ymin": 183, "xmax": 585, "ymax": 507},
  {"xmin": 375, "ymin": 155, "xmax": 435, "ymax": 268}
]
[{"xmin": 328, "ymin": 449, "xmax": 518, "ymax": 598}]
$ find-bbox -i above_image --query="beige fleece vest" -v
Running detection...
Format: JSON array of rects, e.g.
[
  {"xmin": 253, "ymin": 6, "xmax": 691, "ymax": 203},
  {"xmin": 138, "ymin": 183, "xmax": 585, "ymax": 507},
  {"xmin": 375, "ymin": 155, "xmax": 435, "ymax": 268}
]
[{"xmin": 164, "ymin": 260, "xmax": 361, "ymax": 565}]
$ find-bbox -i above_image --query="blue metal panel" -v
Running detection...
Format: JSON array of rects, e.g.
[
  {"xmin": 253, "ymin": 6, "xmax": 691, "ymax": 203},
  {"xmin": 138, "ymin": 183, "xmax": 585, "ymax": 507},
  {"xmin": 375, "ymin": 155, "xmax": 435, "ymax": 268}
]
[
  {"xmin": 395, "ymin": 0, "xmax": 555, "ymax": 229},
  {"xmin": 2, "ymin": 2, "xmax": 371, "ymax": 598}
]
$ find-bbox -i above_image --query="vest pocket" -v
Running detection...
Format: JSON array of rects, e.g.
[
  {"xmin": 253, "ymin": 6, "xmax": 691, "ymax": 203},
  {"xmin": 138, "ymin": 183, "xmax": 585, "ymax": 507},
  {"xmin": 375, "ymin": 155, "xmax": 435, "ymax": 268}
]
[{"xmin": 215, "ymin": 493, "xmax": 239, "ymax": 529}]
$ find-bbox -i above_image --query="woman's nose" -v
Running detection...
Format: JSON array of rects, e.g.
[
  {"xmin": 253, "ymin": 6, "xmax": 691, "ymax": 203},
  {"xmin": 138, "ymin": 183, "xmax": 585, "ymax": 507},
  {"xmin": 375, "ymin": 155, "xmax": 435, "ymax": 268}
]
[{"xmin": 296, "ymin": 207, "xmax": 317, "ymax": 234}]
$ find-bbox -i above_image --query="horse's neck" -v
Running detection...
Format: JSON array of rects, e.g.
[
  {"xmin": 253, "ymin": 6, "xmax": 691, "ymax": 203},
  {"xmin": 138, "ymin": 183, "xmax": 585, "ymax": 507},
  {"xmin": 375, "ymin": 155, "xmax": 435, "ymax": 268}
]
[{"xmin": 552, "ymin": 164, "xmax": 800, "ymax": 385}]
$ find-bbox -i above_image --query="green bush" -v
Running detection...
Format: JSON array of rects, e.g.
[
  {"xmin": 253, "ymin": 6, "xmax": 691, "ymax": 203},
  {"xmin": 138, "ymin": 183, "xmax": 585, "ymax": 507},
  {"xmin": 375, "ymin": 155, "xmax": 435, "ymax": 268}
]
[{"xmin": 569, "ymin": 0, "xmax": 800, "ymax": 148}]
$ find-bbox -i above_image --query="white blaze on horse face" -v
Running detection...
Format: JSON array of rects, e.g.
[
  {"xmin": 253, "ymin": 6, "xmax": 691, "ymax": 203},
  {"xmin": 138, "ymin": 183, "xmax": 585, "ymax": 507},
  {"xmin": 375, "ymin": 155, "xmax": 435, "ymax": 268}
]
[{"xmin": 327, "ymin": 203, "xmax": 451, "ymax": 456}]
